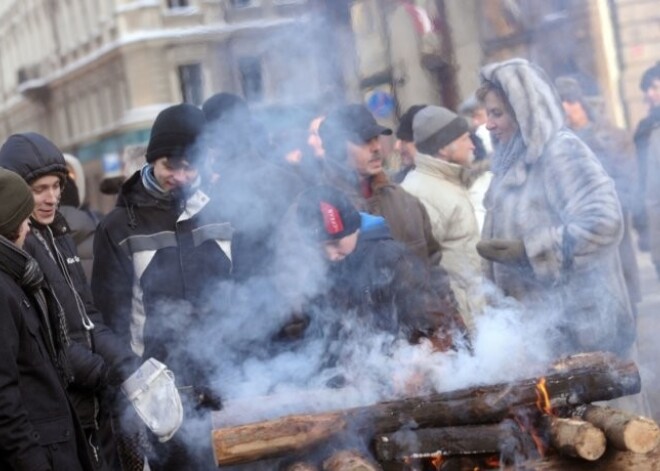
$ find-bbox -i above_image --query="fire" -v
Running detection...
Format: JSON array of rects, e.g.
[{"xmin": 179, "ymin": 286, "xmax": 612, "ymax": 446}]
[
  {"xmin": 535, "ymin": 377, "xmax": 555, "ymax": 416},
  {"xmin": 430, "ymin": 453, "xmax": 444, "ymax": 470},
  {"xmin": 484, "ymin": 455, "xmax": 500, "ymax": 468}
]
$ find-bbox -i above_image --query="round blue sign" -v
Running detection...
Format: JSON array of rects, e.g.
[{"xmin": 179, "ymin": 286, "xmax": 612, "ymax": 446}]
[{"xmin": 366, "ymin": 90, "xmax": 395, "ymax": 119}]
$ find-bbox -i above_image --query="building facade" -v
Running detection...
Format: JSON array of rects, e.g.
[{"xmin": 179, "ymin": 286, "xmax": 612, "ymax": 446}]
[{"xmin": 0, "ymin": 0, "xmax": 327, "ymax": 211}]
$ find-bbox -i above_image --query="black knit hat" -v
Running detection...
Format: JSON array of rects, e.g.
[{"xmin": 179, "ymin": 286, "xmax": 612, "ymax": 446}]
[
  {"xmin": 396, "ymin": 104, "xmax": 427, "ymax": 142},
  {"xmin": 0, "ymin": 168, "xmax": 34, "ymax": 239},
  {"xmin": 145, "ymin": 104, "xmax": 206, "ymax": 163},
  {"xmin": 640, "ymin": 62, "xmax": 660, "ymax": 92},
  {"xmin": 296, "ymin": 185, "xmax": 361, "ymax": 242}
]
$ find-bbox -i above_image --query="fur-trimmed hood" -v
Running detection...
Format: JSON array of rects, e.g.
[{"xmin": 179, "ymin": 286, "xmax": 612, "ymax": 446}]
[{"xmin": 480, "ymin": 58, "xmax": 565, "ymax": 166}]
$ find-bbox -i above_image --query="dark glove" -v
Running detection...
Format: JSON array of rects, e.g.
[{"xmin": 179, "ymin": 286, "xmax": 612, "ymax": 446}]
[
  {"xmin": 193, "ymin": 385, "xmax": 223, "ymax": 411},
  {"xmin": 476, "ymin": 239, "xmax": 527, "ymax": 265}
]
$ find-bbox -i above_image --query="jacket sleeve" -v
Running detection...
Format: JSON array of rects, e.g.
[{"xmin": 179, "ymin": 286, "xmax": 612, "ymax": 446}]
[
  {"xmin": 418, "ymin": 200, "xmax": 442, "ymax": 264},
  {"xmin": 0, "ymin": 295, "xmax": 51, "ymax": 471},
  {"xmin": 523, "ymin": 135, "xmax": 624, "ymax": 282},
  {"xmin": 91, "ymin": 219, "xmax": 137, "ymax": 358}
]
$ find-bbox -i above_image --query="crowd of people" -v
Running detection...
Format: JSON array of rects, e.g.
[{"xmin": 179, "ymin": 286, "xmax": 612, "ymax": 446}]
[{"xmin": 0, "ymin": 57, "xmax": 658, "ymax": 470}]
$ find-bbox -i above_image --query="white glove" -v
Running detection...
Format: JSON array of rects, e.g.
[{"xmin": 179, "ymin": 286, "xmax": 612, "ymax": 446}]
[{"xmin": 121, "ymin": 358, "xmax": 184, "ymax": 442}]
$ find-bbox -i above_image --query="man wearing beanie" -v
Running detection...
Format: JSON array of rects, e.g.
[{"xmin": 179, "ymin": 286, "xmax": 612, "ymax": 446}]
[
  {"xmin": 391, "ymin": 104, "xmax": 426, "ymax": 183},
  {"xmin": 294, "ymin": 184, "xmax": 468, "ymax": 361},
  {"xmin": 401, "ymin": 106, "xmax": 484, "ymax": 331},
  {"xmin": 92, "ymin": 103, "xmax": 229, "ymax": 470},
  {"xmin": 0, "ymin": 132, "xmax": 140, "ymax": 471},
  {"xmin": 318, "ymin": 104, "xmax": 440, "ymax": 264},
  {"xmin": 0, "ymin": 168, "xmax": 94, "ymax": 471}
]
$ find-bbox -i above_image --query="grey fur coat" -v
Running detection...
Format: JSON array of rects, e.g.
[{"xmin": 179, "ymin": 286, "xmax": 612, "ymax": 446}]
[{"xmin": 480, "ymin": 59, "xmax": 635, "ymax": 356}]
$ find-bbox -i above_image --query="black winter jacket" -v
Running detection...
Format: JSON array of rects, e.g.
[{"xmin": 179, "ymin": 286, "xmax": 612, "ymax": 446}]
[
  {"xmin": 92, "ymin": 172, "xmax": 233, "ymax": 387},
  {"xmin": 0, "ymin": 247, "xmax": 92, "ymax": 471},
  {"xmin": 25, "ymin": 215, "xmax": 138, "ymax": 429}
]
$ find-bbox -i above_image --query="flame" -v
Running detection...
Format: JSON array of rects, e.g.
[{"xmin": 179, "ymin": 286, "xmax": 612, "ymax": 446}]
[
  {"xmin": 485, "ymin": 455, "xmax": 500, "ymax": 468},
  {"xmin": 430, "ymin": 453, "xmax": 444, "ymax": 470},
  {"xmin": 535, "ymin": 377, "xmax": 555, "ymax": 416}
]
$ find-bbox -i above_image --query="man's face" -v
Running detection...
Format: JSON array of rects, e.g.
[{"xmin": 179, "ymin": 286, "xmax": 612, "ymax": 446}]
[
  {"xmin": 346, "ymin": 136, "xmax": 383, "ymax": 179},
  {"xmin": 153, "ymin": 157, "xmax": 199, "ymax": 192},
  {"xmin": 441, "ymin": 132, "xmax": 475, "ymax": 167},
  {"xmin": 646, "ymin": 78, "xmax": 660, "ymax": 108},
  {"xmin": 395, "ymin": 139, "xmax": 417, "ymax": 167},
  {"xmin": 30, "ymin": 175, "xmax": 61, "ymax": 225},
  {"xmin": 322, "ymin": 231, "xmax": 359, "ymax": 262}
]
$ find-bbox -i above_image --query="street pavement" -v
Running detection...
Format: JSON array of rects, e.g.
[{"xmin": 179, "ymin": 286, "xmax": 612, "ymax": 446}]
[{"xmin": 633, "ymin": 247, "xmax": 660, "ymax": 421}]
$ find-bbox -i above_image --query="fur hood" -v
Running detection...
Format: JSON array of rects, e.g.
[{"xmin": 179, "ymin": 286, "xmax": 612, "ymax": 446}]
[{"xmin": 480, "ymin": 58, "xmax": 565, "ymax": 167}]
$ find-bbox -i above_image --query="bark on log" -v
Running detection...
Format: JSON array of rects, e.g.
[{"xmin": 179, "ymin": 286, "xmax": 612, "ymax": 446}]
[
  {"xmin": 212, "ymin": 413, "xmax": 346, "ymax": 466},
  {"xmin": 581, "ymin": 405, "xmax": 660, "ymax": 453},
  {"xmin": 322, "ymin": 450, "xmax": 382, "ymax": 471},
  {"xmin": 509, "ymin": 446, "xmax": 660, "ymax": 470},
  {"xmin": 547, "ymin": 417, "xmax": 606, "ymax": 461},
  {"xmin": 212, "ymin": 352, "xmax": 640, "ymax": 466},
  {"xmin": 373, "ymin": 424, "xmax": 504, "ymax": 461}
]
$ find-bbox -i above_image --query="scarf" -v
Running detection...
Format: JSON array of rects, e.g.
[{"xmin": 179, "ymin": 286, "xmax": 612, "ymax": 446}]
[
  {"xmin": 491, "ymin": 131, "xmax": 526, "ymax": 176},
  {"xmin": 0, "ymin": 236, "xmax": 72, "ymax": 385},
  {"xmin": 141, "ymin": 163, "xmax": 202, "ymax": 208}
]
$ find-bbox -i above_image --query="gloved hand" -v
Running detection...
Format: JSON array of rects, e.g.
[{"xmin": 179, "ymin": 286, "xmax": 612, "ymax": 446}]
[{"xmin": 476, "ymin": 239, "xmax": 528, "ymax": 265}]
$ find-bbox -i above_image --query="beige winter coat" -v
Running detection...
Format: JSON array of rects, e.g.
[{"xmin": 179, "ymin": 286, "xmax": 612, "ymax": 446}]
[{"xmin": 402, "ymin": 153, "xmax": 484, "ymax": 330}]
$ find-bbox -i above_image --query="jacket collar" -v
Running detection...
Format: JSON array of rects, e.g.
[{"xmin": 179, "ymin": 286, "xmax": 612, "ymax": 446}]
[{"xmin": 414, "ymin": 152, "xmax": 471, "ymax": 186}]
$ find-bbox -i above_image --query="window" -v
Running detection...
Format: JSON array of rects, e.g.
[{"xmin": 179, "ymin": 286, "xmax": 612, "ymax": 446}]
[
  {"xmin": 238, "ymin": 57, "xmax": 262, "ymax": 102},
  {"xmin": 178, "ymin": 64, "xmax": 204, "ymax": 106},
  {"xmin": 167, "ymin": 0, "xmax": 190, "ymax": 8},
  {"xmin": 230, "ymin": 0, "xmax": 254, "ymax": 8}
]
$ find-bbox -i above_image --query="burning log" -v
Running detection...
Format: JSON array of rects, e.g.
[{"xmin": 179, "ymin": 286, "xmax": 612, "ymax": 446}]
[
  {"xmin": 512, "ymin": 446, "xmax": 660, "ymax": 470},
  {"xmin": 284, "ymin": 462, "xmax": 319, "ymax": 471},
  {"xmin": 212, "ymin": 353, "xmax": 640, "ymax": 466},
  {"xmin": 580, "ymin": 405, "xmax": 660, "ymax": 454},
  {"xmin": 547, "ymin": 417, "xmax": 606, "ymax": 461}
]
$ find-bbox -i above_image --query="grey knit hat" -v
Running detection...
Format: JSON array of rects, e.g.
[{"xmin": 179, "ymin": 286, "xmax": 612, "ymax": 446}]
[
  {"xmin": 0, "ymin": 168, "xmax": 34, "ymax": 239},
  {"xmin": 413, "ymin": 106, "xmax": 469, "ymax": 156}
]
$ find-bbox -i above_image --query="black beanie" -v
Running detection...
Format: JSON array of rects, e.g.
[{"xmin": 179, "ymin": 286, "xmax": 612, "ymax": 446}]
[
  {"xmin": 396, "ymin": 104, "xmax": 427, "ymax": 142},
  {"xmin": 296, "ymin": 185, "xmax": 361, "ymax": 242},
  {"xmin": 145, "ymin": 104, "xmax": 206, "ymax": 164},
  {"xmin": 0, "ymin": 168, "xmax": 34, "ymax": 239}
]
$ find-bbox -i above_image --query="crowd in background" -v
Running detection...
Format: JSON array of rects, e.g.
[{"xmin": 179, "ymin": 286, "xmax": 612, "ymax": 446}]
[{"xmin": 0, "ymin": 57, "xmax": 659, "ymax": 471}]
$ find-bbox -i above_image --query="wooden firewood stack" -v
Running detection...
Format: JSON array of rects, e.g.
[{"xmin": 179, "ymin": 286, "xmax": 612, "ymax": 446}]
[{"xmin": 210, "ymin": 352, "xmax": 660, "ymax": 470}]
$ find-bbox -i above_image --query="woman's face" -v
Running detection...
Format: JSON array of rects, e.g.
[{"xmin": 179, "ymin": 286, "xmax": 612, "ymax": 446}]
[{"xmin": 484, "ymin": 90, "xmax": 518, "ymax": 145}]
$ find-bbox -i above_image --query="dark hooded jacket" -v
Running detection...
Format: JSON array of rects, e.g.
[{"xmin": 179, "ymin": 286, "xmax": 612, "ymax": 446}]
[
  {"xmin": 0, "ymin": 133, "xmax": 139, "ymax": 433},
  {"xmin": 319, "ymin": 214, "xmax": 464, "ymax": 350},
  {"xmin": 92, "ymin": 170, "xmax": 233, "ymax": 388},
  {"xmin": 0, "ymin": 239, "xmax": 93, "ymax": 471}
]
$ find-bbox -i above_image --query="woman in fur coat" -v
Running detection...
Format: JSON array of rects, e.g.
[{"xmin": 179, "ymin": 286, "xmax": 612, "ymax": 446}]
[{"xmin": 475, "ymin": 58, "xmax": 635, "ymax": 358}]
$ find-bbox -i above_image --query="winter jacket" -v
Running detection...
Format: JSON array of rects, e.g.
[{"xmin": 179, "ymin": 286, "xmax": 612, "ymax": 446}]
[
  {"xmin": 401, "ymin": 153, "xmax": 484, "ymax": 330},
  {"xmin": 58, "ymin": 205, "xmax": 97, "ymax": 281},
  {"xmin": 318, "ymin": 214, "xmax": 464, "ymax": 350},
  {"xmin": 92, "ymin": 171, "xmax": 233, "ymax": 387},
  {"xmin": 635, "ymin": 107, "xmax": 660, "ymax": 268},
  {"xmin": 480, "ymin": 59, "xmax": 634, "ymax": 356},
  {"xmin": 25, "ymin": 216, "xmax": 138, "ymax": 430},
  {"xmin": 323, "ymin": 161, "xmax": 440, "ymax": 263},
  {"xmin": 574, "ymin": 121, "xmax": 641, "ymax": 305},
  {"xmin": 206, "ymin": 152, "xmax": 305, "ymax": 281},
  {"xmin": 0, "ymin": 244, "xmax": 92, "ymax": 471},
  {"xmin": 632, "ymin": 106, "xmax": 660, "ymax": 243}
]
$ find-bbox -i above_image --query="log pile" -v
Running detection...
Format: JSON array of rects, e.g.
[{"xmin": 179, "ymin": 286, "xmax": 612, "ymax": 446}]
[{"xmin": 210, "ymin": 353, "xmax": 660, "ymax": 469}]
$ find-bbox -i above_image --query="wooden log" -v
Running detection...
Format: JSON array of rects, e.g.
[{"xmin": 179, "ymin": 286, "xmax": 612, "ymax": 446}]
[
  {"xmin": 507, "ymin": 446, "xmax": 660, "ymax": 470},
  {"xmin": 322, "ymin": 450, "xmax": 381, "ymax": 471},
  {"xmin": 284, "ymin": 462, "xmax": 320, "ymax": 471},
  {"xmin": 212, "ymin": 412, "xmax": 346, "ymax": 466},
  {"xmin": 212, "ymin": 352, "xmax": 640, "ymax": 466},
  {"xmin": 548, "ymin": 417, "xmax": 606, "ymax": 461},
  {"xmin": 374, "ymin": 424, "xmax": 504, "ymax": 461},
  {"xmin": 580, "ymin": 405, "xmax": 660, "ymax": 454}
]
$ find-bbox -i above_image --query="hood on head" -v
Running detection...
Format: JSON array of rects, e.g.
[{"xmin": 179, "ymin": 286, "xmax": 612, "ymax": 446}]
[
  {"xmin": 0, "ymin": 133, "xmax": 67, "ymax": 184},
  {"xmin": 480, "ymin": 58, "xmax": 565, "ymax": 164}
]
